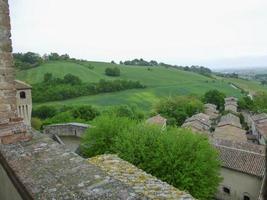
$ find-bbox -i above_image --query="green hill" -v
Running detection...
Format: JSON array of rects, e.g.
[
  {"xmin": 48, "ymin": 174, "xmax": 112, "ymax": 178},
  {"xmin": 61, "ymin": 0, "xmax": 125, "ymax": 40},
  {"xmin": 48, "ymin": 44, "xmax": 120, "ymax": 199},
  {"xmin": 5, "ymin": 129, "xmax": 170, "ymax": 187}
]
[{"xmin": 16, "ymin": 60, "xmax": 243, "ymax": 110}]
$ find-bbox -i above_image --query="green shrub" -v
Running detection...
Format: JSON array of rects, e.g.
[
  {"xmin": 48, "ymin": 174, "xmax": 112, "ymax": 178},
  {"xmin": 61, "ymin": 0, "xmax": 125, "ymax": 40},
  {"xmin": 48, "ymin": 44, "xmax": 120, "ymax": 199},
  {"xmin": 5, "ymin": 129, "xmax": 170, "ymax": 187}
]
[
  {"xmin": 81, "ymin": 115, "xmax": 136, "ymax": 157},
  {"xmin": 31, "ymin": 117, "xmax": 42, "ymax": 130},
  {"xmin": 71, "ymin": 105, "xmax": 99, "ymax": 121},
  {"xmin": 42, "ymin": 111, "xmax": 85, "ymax": 126},
  {"xmin": 202, "ymin": 90, "xmax": 226, "ymax": 112},
  {"xmin": 114, "ymin": 126, "xmax": 221, "ymax": 199},
  {"xmin": 105, "ymin": 67, "xmax": 120, "ymax": 76},
  {"xmin": 154, "ymin": 96, "xmax": 203, "ymax": 126},
  {"xmin": 32, "ymin": 106, "xmax": 57, "ymax": 119}
]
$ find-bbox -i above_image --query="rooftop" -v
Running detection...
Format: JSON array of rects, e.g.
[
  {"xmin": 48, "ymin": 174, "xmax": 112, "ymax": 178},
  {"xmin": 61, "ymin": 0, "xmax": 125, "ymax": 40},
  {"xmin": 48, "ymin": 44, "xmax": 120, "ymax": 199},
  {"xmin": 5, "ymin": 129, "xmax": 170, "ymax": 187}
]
[
  {"xmin": 146, "ymin": 114, "xmax": 167, "ymax": 126},
  {"xmin": 184, "ymin": 113, "xmax": 211, "ymax": 126},
  {"xmin": 218, "ymin": 113, "xmax": 242, "ymax": 128},
  {"xmin": 214, "ymin": 144, "xmax": 265, "ymax": 177},
  {"xmin": 14, "ymin": 80, "xmax": 32, "ymax": 90},
  {"xmin": 252, "ymin": 113, "xmax": 267, "ymax": 123}
]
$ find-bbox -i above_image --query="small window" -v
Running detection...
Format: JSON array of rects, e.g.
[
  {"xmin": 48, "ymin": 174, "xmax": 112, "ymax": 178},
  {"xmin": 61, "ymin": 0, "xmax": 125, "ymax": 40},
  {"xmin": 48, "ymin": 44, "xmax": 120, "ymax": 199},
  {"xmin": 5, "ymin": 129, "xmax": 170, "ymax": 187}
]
[
  {"xmin": 223, "ymin": 187, "xmax": 230, "ymax": 194},
  {"xmin": 243, "ymin": 193, "xmax": 251, "ymax": 200},
  {"xmin": 20, "ymin": 91, "xmax": 26, "ymax": 99}
]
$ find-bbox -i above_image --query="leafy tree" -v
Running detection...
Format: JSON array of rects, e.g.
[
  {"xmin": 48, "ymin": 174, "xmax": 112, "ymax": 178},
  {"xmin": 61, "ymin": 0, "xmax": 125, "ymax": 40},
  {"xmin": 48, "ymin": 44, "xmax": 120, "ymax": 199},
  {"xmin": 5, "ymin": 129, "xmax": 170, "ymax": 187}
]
[
  {"xmin": 203, "ymin": 90, "xmax": 226, "ymax": 111},
  {"xmin": 238, "ymin": 96, "xmax": 254, "ymax": 111},
  {"xmin": 48, "ymin": 52, "xmax": 60, "ymax": 60},
  {"xmin": 254, "ymin": 92, "xmax": 267, "ymax": 112},
  {"xmin": 154, "ymin": 96, "xmax": 204, "ymax": 126}
]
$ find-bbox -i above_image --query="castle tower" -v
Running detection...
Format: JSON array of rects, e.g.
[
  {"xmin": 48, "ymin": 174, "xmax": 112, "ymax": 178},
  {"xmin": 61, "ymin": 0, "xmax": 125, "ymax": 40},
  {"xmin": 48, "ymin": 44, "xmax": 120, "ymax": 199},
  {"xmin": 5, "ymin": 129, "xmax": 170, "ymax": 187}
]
[{"xmin": 0, "ymin": 0, "xmax": 31, "ymax": 144}]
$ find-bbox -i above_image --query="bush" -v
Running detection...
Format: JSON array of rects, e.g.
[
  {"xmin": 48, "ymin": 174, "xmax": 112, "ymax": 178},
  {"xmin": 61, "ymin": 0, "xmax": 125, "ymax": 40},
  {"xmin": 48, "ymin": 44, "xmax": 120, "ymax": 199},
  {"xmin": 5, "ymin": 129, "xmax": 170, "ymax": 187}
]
[
  {"xmin": 32, "ymin": 106, "xmax": 57, "ymax": 119},
  {"xmin": 105, "ymin": 105, "xmax": 145, "ymax": 120},
  {"xmin": 42, "ymin": 111, "xmax": 86, "ymax": 126},
  {"xmin": 154, "ymin": 96, "xmax": 204, "ymax": 126},
  {"xmin": 81, "ymin": 115, "xmax": 136, "ymax": 157},
  {"xmin": 31, "ymin": 117, "xmax": 42, "ymax": 130},
  {"xmin": 238, "ymin": 96, "xmax": 254, "ymax": 111},
  {"xmin": 115, "ymin": 126, "xmax": 221, "ymax": 199},
  {"xmin": 203, "ymin": 90, "xmax": 226, "ymax": 111},
  {"xmin": 105, "ymin": 67, "xmax": 120, "ymax": 76},
  {"xmin": 71, "ymin": 105, "xmax": 99, "ymax": 121}
]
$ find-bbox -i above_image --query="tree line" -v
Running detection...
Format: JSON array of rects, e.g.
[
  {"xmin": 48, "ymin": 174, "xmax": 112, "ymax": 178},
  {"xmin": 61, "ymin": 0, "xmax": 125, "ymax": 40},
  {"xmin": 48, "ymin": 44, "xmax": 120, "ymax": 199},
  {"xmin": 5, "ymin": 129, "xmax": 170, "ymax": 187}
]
[
  {"xmin": 32, "ymin": 73, "xmax": 145, "ymax": 102},
  {"xmin": 118, "ymin": 58, "xmax": 212, "ymax": 76}
]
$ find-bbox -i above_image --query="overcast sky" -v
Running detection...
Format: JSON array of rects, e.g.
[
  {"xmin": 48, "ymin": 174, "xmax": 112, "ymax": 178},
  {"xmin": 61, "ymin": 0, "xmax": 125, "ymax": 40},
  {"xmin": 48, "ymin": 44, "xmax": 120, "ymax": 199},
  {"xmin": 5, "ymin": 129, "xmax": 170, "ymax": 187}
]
[{"xmin": 9, "ymin": 0, "xmax": 267, "ymax": 69}]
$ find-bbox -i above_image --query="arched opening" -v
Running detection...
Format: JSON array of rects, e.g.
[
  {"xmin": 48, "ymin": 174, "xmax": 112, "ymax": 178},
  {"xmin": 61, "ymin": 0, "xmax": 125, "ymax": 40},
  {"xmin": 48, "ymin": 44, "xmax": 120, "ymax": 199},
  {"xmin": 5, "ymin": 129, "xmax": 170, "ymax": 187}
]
[{"xmin": 20, "ymin": 91, "xmax": 26, "ymax": 99}]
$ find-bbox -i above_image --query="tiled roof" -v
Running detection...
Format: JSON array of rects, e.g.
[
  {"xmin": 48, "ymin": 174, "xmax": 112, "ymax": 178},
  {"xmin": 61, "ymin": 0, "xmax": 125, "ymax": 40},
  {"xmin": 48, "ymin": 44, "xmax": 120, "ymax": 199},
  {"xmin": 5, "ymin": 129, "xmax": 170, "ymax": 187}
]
[
  {"xmin": 212, "ymin": 138, "xmax": 265, "ymax": 154},
  {"xmin": 204, "ymin": 103, "xmax": 217, "ymax": 110},
  {"xmin": 184, "ymin": 113, "xmax": 211, "ymax": 126},
  {"xmin": 14, "ymin": 80, "xmax": 32, "ymax": 90},
  {"xmin": 214, "ymin": 144, "xmax": 265, "ymax": 177},
  {"xmin": 252, "ymin": 113, "xmax": 267, "ymax": 123},
  {"xmin": 218, "ymin": 113, "xmax": 242, "ymax": 128},
  {"xmin": 225, "ymin": 97, "xmax": 238, "ymax": 102},
  {"xmin": 146, "ymin": 114, "xmax": 167, "ymax": 126}
]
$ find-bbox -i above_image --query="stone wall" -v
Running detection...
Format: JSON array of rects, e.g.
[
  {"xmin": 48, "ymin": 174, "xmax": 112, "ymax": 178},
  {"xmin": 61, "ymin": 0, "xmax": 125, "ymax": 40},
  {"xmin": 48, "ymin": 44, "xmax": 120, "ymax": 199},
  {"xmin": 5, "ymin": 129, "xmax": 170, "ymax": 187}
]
[
  {"xmin": 0, "ymin": 164, "xmax": 22, "ymax": 200},
  {"xmin": 0, "ymin": 0, "xmax": 30, "ymax": 144},
  {"xmin": 0, "ymin": 0, "xmax": 17, "ymax": 123},
  {"xmin": 44, "ymin": 123, "xmax": 90, "ymax": 138},
  {"xmin": 216, "ymin": 167, "xmax": 262, "ymax": 200}
]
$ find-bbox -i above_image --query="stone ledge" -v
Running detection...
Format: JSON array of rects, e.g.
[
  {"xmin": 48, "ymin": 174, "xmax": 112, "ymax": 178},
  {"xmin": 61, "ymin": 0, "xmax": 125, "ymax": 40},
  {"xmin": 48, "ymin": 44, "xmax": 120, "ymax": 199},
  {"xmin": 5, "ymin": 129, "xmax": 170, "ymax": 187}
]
[
  {"xmin": 89, "ymin": 155, "xmax": 194, "ymax": 200},
  {"xmin": 0, "ymin": 132, "xmax": 193, "ymax": 199}
]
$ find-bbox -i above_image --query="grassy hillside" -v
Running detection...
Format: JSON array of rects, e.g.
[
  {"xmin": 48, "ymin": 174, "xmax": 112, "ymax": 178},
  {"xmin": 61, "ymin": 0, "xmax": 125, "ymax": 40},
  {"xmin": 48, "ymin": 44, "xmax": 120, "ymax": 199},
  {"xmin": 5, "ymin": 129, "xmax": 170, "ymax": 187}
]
[
  {"xmin": 220, "ymin": 77, "xmax": 267, "ymax": 95},
  {"xmin": 17, "ymin": 60, "xmax": 243, "ymax": 110}
]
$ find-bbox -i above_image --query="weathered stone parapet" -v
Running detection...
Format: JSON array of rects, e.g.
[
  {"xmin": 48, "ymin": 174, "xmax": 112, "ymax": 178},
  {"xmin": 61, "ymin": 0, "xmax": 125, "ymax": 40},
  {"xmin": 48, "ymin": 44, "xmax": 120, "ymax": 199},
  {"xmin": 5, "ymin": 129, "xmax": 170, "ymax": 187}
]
[
  {"xmin": 89, "ymin": 155, "xmax": 194, "ymax": 200},
  {"xmin": 0, "ymin": 132, "xmax": 193, "ymax": 199}
]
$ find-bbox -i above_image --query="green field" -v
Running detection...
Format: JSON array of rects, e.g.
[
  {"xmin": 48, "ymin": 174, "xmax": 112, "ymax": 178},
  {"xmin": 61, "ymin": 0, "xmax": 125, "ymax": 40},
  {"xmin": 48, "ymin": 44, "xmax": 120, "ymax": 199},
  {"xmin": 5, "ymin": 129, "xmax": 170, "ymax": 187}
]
[
  {"xmin": 17, "ymin": 60, "xmax": 244, "ymax": 110},
  {"xmin": 220, "ymin": 77, "xmax": 267, "ymax": 95}
]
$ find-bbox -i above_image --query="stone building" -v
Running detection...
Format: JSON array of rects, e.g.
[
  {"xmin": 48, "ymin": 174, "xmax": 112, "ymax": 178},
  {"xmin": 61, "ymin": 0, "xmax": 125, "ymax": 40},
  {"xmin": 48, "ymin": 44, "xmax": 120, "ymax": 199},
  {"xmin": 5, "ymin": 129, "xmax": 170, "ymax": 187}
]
[
  {"xmin": 213, "ymin": 113, "xmax": 247, "ymax": 142},
  {"xmin": 15, "ymin": 80, "xmax": 32, "ymax": 126},
  {"xmin": 251, "ymin": 113, "xmax": 267, "ymax": 145},
  {"xmin": 213, "ymin": 139, "xmax": 265, "ymax": 200},
  {"xmin": 146, "ymin": 114, "xmax": 167, "ymax": 130},
  {"xmin": 224, "ymin": 97, "xmax": 238, "ymax": 113},
  {"xmin": 182, "ymin": 113, "xmax": 211, "ymax": 134},
  {"xmin": 204, "ymin": 103, "xmax": 219, "ymax": 120}
]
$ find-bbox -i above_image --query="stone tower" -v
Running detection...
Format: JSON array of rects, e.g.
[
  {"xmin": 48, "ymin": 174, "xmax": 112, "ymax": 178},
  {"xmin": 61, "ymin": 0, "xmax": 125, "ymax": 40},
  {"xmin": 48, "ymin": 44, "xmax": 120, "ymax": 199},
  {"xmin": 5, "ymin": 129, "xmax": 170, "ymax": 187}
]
[{"xmin": 0, "ymin": 0, "xmax": 30, "ymax": 144}]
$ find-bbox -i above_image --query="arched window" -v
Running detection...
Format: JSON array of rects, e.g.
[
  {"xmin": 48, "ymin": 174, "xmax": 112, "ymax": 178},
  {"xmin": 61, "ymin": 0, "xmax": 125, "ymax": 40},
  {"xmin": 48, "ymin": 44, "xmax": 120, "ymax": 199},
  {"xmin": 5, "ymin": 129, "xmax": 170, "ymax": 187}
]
[
  {"xmin": 243, "ymin": 193, "xmax": 251, "ymax": 200},
  {"xmin": 20, "ymin": 91, "xmax": 26, "ymax": 99}
]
